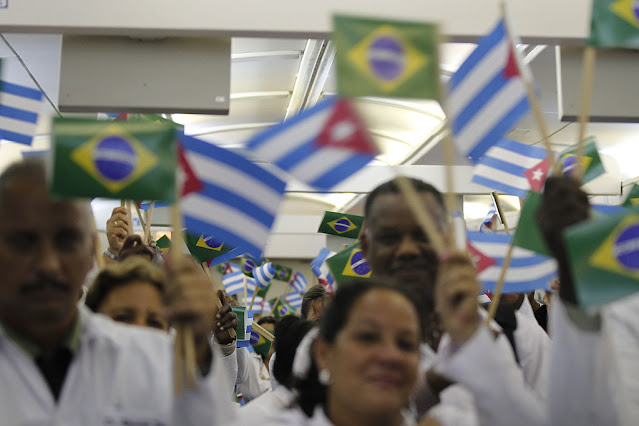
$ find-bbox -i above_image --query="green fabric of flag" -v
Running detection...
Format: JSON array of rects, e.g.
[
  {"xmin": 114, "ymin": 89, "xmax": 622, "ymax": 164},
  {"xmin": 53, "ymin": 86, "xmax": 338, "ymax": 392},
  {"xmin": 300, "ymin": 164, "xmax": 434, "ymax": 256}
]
[
  {"xmin": 623, "ymin": 184, "xmax": 639, "ymax": 208},
  {"xmin": 326, "ymin": 241, "xmax": 371, "ymax": 284},
  {"xmin": 184, "ymin": 232, "xmax": 234, "ymax": 264},
  {"xmin": 589, "ymin": 0, "xmax": 639, "ymax": 47},
  {"xmin": 232, "ymin": 306, "xmax": 247, "ymax": 340},
  {"xmin": 557, "ymin": 138, "xmax": 605, "ymax": 185},
  {"xmin": 269, "ymin": 298, "xmax": 296, "ymax": 318},
  {"xmin": 512, "ymin": 191, "xmax": 553, "ymax": 257},
  {"xmin": 565, "ymin": 210, "xmax": 639, "ymax": 307},
  {"xmin": 334, "ymin": 15, "xmax": 440, "ymax": 100},
  {"xmin": 250, "ymin": 330, "xmax": 272, "ymax": 357},
  {"xmin": 317, "ymin": 211, "xmax": 364, "ymax": 239},
  {"xmin": 256, "ymin": 281, "xmax": 272, "ymax": 299},
  {"xmin": 155, "ymin": 235, "xmax": 171, "ymax": 254},
  {"xmin": 51, "ymin": 118, "xmax": 176, "ymax": 201},
  {"xmin": 273, "ymin": 264, "xmax": 293, "ymax": 282}
]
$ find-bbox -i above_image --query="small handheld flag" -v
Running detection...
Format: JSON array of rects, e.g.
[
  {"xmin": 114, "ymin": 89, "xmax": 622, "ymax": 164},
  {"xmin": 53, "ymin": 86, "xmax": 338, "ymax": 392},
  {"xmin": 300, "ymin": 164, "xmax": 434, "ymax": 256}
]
[
  {"xmin": 326, "ymin": 242, "xmax": 371, "ymax": 284},
  {"xmin": 289, "ymin": 271, "xmax": 308, "ymax": 294},
  {"xmin": 311, "ymin": 248, "xmax": 337, "ymax": 295},
  {"xmin": 589, "ymin": 0, "xmax": 639, "ymax": 47},
  {"xmin": 317, "ymin": 211, "xmax": 364, "ymax": 239},
  {"xmin": 253, "ymin": 262, "xmax": 276, "ymax": 289},
  {"xmin": 0, "ymin": 80, "xmax": 44, "ymax": 145},
  {"xmin": 273, "ymin": 264, "xmax": 293, "ymax": 282}
]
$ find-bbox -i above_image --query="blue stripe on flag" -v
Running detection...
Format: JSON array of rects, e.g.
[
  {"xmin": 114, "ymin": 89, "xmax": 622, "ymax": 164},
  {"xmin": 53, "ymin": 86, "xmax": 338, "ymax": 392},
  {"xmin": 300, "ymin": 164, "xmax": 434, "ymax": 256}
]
[
  {"xmin": 140, "ymin": 201, "xmax": 170, "ymax": 210},
  {"xmin": 449, "ymin": 21, "xmax": 506, "ymax": 90},
  {"xmin": 466, "ymin": 96, "xmax": 530, "ymax": 161},
  {"xmin": 479, "ymin": 156, "xmax": 529, "ymax": 176},
  {"xmin": 471, "ymin": 175, "xmax": 528, "ymax": 199},
  {"xmin": 452, "ymin": 71, "xmax": 509, "ymax": 134},
  {"xmin": 467, "ymin": 231, "xmax": 509, "ymax": 243},
  {"xmin": 481, "ymin": 276, "xmax": 553, "ymax": 294},
  {"xmin": 275, "ymin": 138, "xmax": 317, "ymax": 171},
  {"xmin": 498, "ymin": 138, "xmax": 547, "ymax": 159},
  {"xmin": 0, "ymin": 129, "xmax": 34, "ymax": 145},
  {"xmin": 0, "ymin": 105, "xmax": 39, "ymax": 123},
  {"xmin": 0, "ymin": 81, "xmax": 43, "ymax": 101},
  {"xmin": 208, "ymin": 247, "xmax": 244, "ymax": 268},
  {"xmin": 310, "ymin": 153, "xmax": 375, "ymax": 189},
  {"xmin": 198, "ymin": 182, "xmax": 274, "ymax": 229}
]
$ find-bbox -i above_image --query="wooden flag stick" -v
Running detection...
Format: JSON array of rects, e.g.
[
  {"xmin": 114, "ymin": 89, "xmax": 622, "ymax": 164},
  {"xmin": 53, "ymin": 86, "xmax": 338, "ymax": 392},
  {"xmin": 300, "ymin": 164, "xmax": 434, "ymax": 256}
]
[
  {"xmin": 485, "ymin": 243, "xmax": 515, "ymax": 324},
  {"xmin": 270, "ymin": 294, "xmax": 282, "ymax": 316},
  {"xmin": 145, "ymin": 202, "xmax": 155, "ymax": 245},
  {"xmin": 395, "ymin": 175, "xmax": 446, "ymax": 256},
  {"xmin": 490, "ymin": 192, "xmax": 510, "ymax": 234},
  {"xmin": 134, "ymin": 203, "xmax": 147, "ymax": 239},
  {"xmin": 199, "ymin": 262, "xmax": 236, "ymax": 339},
  {"xmin": 126, "ymin": 201, "xmax": 134, "ymax": 235},
  {"xmin": 90, "ymin": 212, "xmax": 105, "ymax": 270},
  {"xmin": 574, "ymin": 46, "xmax": 597, "ymax": 183},
  {"xmin": 183, "ymin": 326, "xmax": 197, "ymax": 388},
  {"xmin": 252, "ymin": 322, "xmax": 275, "ymax": 342},
  {"xmin": 249, "ymin": 290, "xmax": 258, "ymax": 312}
]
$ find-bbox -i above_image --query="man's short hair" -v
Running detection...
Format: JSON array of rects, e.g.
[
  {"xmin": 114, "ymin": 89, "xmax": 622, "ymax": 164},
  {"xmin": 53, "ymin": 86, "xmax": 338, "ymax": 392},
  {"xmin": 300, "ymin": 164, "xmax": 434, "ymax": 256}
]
[
  {"xmin": 0, "ymin": 158, "xmax": 47, "ymax": 213},
  {"xmin": 364, "ymin": 177, "xmax": 446, "ymax": 218}
]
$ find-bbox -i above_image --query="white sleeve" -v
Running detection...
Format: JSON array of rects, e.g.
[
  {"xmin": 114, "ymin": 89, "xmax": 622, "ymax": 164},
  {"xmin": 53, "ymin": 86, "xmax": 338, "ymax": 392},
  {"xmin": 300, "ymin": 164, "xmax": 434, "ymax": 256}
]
[
  {"xmin": 213, "ymin": 341, "xmax": 238, "ymax": 396},
  {"xmin": 434, "ymin": 327, "xmax": 546, "ymax": 426},
  {"xmin": 236, "ymin": 352, "xmax": 271, "ymax": 402},
  {"xmin": 514, "ymin": 310, "xmax": 550, "ymax": 399},
  {"xmin": 235, "ymin": 347, "xmax": 251, "ymax": 387},
  {"xmin": 548, "ymin": 299, "xmax": 618, "ymax": 426}
]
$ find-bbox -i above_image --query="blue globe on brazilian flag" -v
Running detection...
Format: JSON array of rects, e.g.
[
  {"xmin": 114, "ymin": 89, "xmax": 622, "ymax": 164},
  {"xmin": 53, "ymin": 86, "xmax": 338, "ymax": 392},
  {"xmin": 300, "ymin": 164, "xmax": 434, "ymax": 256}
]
[
  {"xmin": 326, "ymin": 241, "xmax": 372, "ymax": 284},
  {"xmin": 334, "ymin": 15, "xmax": 440, "ymax": 100},
  {"xmin": 50, "ymin": 118, "xmax": 176, "ymax": 201}
]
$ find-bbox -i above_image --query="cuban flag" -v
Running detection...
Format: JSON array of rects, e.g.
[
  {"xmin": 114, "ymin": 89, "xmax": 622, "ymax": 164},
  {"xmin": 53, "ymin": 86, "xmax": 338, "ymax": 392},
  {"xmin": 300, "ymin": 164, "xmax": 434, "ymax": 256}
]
[
  {"xmin": 245, "ymin": 97, "xmax": 378, "ymax": 190},
  {"xmin": 223, "ymin": 271, "xmax": 256, "ymax": 296},
  {"xmin": 285, "ymin": 292, "xmax": 303, "ymax": 310},
  {"xmin": 180, "ymin": 135, "xmax": 286, "ymax": 258},
  {"xmin": 253, "ymin": 262, "xmax": 276, "ymax": 289},
  {"xmin": 311, "ymin": 248, "xmax": 337, "ymax": 295},
  {"xmin": 0, "ymin": 80, "xmax": 44, "ymax": 145},
  {"xmin": 448, "ymin": 19, "xmax": 531, "ymax": 163},
  {"xmin": 289, "ymin": 271, "xmax": 308, "ymax": 294}
]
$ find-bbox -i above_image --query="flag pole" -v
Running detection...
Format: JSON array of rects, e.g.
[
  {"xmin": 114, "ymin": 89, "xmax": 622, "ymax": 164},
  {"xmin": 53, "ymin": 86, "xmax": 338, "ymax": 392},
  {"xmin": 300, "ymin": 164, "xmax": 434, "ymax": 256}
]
[
  {"xmin": 249, "ymin": 289, "xmax": 258, "ymax": 312},
  {"xmin": 134, "ymin": 203, "xmax": 147, "ymax": 240},
  {"xmin": 485, "ymin": 243, "xmax": 515, "ymax": 324},
  {"xmin": 199, "ymin": 261, "xmax": 236, "ymax": 338},
  {"xmin": 252, "ymin": 322, "xmax": 275, "ymax": 342},
  {"xmin": 90, "ymin": 212, "xmax": 105, "ymax": 270},
  {"xmin": 573, "ymin": 46, "xmax": 597, "ymax": 182},
  {"xmin": 490, "ymin": 191, "xmax": 510, "ymax": 234},
  {"xmin": 145, "ymin": 202, "xmax": 155, "ymax": 244},
  {"xmin": 269, "ymin": 293, "xmax": 282, "ymax": 316}
]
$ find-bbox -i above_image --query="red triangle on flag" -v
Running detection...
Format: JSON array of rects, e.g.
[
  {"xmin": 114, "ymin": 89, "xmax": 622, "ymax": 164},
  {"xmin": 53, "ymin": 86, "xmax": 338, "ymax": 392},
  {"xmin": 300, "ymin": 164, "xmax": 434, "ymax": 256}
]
[
  {"xmin": 314, "ymin": 99, "xmax": 379, "ymax": 156},
  {"xmin": 524, "ymin": 157, "xmax": 550, "ymax": 192},
  {"xmin": 177, "ymin": 142, "xmax": 204, "ymax": 197},
  {"xmin": 114, "ymin": 113, "xmax": 129, "ymax": 121},
  {"xmin": 466, "ymin": 241, "xmax": 496, "ymax": 274},
  {"xmin": 503, "ymin": 45, "xmax": 520, "ymax": 79}
]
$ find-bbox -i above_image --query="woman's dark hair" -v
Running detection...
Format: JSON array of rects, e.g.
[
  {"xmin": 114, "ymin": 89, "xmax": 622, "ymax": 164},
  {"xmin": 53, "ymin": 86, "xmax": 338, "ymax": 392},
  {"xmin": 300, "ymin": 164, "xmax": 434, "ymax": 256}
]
[
  {"xmin": 301, "ymin": 284, "xmax": 331, "ymax": 320},
  {"xmin": 273, "ymin": 315, "xmax": 315, "ymax": 389},
  {"xmin": 85, "ymin": 256, "xmax": 166, "ymax": 312},
  {"xmin": 257, "ymin": 315, "xmax": 278, "ymax": 327},
  {"xmin": 295, "ymin": 278, "xmax": 423, "ymax": 417}
]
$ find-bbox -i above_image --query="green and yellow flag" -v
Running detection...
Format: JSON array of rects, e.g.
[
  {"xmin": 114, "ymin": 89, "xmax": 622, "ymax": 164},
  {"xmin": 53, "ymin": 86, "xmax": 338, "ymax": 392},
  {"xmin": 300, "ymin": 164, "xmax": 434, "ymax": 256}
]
[
  {"xmin": 240, "ymin": 255, "xmax": 261, "ymax": 277},
  {"xmin": 155, "ymin": 235, "xmax": 171, "ymax": 254},
  {"xmin": 590, "ymin": 0, "xmax": 639, "ymax": 47},
  {"xmin": 51, "ymin": 118, "xmax": 176, "ymax": 201},
  {"xmin": 565, "ymin": 210, "xmax": 639, "ymax": 307},
  {"xmin": 557, "ymin": 138, "xmax": 605, "ymax": 185},
  {"xmin": 317, "ymin": 211, "xmax": 364, "ymax": 239},
  {"xmin": 334, "ymin": 15, "xmax": 440, "ymax": 100},
  {"xmin": 273, "ymin": 264, "xmax": 293, "ymax": 282},
  {"xmin": 269, "ymin": 298, "xmax": 296, "ymax": 318},
  {"xmin": 250, "ymin": 330, "xmax": 272, "ymax": 357},
  {"xmin": 623, "ymin": 184, "xmax": 639, "ymax": 208},
  {"xmin": 326, "ymin": 241, "xmax": 372, "ymax": 284},
  {"xmin": 184, "ymin": 232, "xmax": 234, "ymax": 264},
  {"xmin": 512, "ymin": 191, "xmax": 553, "ymax": 257}
]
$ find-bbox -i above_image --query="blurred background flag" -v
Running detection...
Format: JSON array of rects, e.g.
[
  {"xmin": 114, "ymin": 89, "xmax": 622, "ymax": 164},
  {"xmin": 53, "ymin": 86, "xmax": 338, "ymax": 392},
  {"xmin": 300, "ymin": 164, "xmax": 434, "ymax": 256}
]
[
  {"xmin": 333, "ymin": 15, "xmax": 440, "ymax": 100},
  {"xmin": 289, "ymin": 271, "xmax": 308, "ymax": 294},
  {"xmin": 326, "ymin": 242, "xmax": 372, "ymax": 284},
  {"xmin": 589, "ymin": 0, "xmax": 639, "ymax": 47},
  {"xmin": 51, "ymin": 118, "xmax": 176, "ymax": 200},
  {"xmin": 623, "ymin": 184, "xmax": 639, "ymax": 208},
  {"xmin": 0, "ymin": 80, "xmax": 44, "ymax": 145},
  {"xmin": 246, "ymin": 97, "xmax": 378, "ymax": 191},
  {"xmin": 269, "ymin": 298, "xmax": 296, "ymax": 318},
  {"xmin": 557, "ymin": 137, "xmax": 605, "ymax": 185},
  {"xmin": 253, "ymin": 262, "xmax": 276, "ymax": 289},
  {"xmin": 448, "ymin": 19, "xmax": 530, "ymax": 162},
  {"xmin": 317, "ymin": 211, "xmax": 364, "ymax": 239},
  {"xmin": 284, "ymin": 292, "xmax": 303, "ymax": 310},
  {"xmin": 223, "ymin": 271, "xmax": 253, "ymax": 296},
  {"xmin": 180, "ymin": 134, "xmax": 286, "ymax": 258},
  {"xmin": 273, "ymin": 264, "xmax": 293, "ymax": 282},
  {"xmin": 311, "ymin": 248, "xmax": 337, "ymax": 295}
]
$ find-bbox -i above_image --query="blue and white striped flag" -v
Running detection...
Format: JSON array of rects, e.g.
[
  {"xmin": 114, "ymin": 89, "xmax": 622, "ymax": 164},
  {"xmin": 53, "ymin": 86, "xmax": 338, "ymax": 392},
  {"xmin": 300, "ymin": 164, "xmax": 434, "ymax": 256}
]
[
  {"xmin": 472, "ymin": 138, "xmax": 547, "ymax": 198},
  {"xmin": 289, "ymin": 271, "xmax": 307, "ymax": 294},
  {"xmin": 448, "ymin": 20, "xmax": 530, "ymax": 163},
  {"xmin": 285, "ymin": 292, "xmax": 303, "ymax": 310},
  {"xmin": 467, "ymin": 231, "xmax": 556, "ymax": 294},
  {"xmin": 253, "ymin": 262, "xmax": 276, "ymax": 289},
  {"xmin": 223, "ymin": 271, "xmax": 256, "ymax": 296},
  {"xmin": 237, "ymin": 309, "xmax": 256, "ymax": 348},
  {"xmin": 0, "ymin": 81, "xmax": 44, "ymax": 145},
  {"xmin": 311, "ymin": 248, "xmax": 337, "ymax": 295},
  {"xmin": 245, "ymin": 97, "xmax": 377, "ymax": 190},
  {"xmin": 181, "ymin": 135, "xmax": 286, "ymax": 258}
]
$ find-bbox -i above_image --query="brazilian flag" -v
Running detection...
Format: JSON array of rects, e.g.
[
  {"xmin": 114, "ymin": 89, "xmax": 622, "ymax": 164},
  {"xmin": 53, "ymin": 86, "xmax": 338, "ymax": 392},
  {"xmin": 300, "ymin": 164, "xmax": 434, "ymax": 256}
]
[
  {"xmin": 623, "ymin": 184, "xmax": 639, "ymax": 208},
  {"xmin": 334, "ymin": 15, "xmax": 440, "ymax": 100},
  {"xmin": 155, "ymin": 235, "xmax": 171, "ymax": 254},
  {"xmin": 273, "ymin": 264, "xmax": 293, "ymax": 282},
  {"xmin": 565, "ymin": 210, "xmax": 639, "ymax": 307},
  {"xmin": 269, "ymin": 298, "xmax": 296, "ymax": 318},
  {"xmin": 51, "ymin": 118, "xmax": 176, "ymax": 201},
  {"xmin": 250, "ymin": 330, "xmax": 272, "ymax": 357},
  {"xmin": 512, "ymin": 191, "xmax": 553, "ymax": 257},
  {"xmin": 590, "ymin": 0, "xmax": 639, "ymax": 47},
  {"xmin": 317, "ymin": 211, "xmax": 364, "ymax": 239},
  {"xmin": 240, "ymin": 255, "xmax": 261, "ymax": 277},
  {"xmin": 326, "ymin": 241, "xmax": 371, "ymax": 284},
  {"xmin": 184, "ymin": 232, "xmax": 235, "ymax": 264},
  {"xmin": 557, "ymin": 138, "xmax": 604, "ymax": 185}
]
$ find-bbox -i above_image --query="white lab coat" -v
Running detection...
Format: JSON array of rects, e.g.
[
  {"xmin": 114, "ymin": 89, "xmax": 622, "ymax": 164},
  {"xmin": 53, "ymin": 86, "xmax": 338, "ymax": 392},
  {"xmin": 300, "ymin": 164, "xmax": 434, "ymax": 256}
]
[
  {"xmin": 0, "ymin": 306, "xmax": 236, "ymax": 426},
  {"xmin": 235, "ymin": 349, "xmax": 271, "ymax": 402},
  {"xmin": 237, "ymin": 405, "xmax": 414, "ymax": 426},
  {"xmin": 239, "ymin": 386, "xmax": 295, "ymax": 423}
]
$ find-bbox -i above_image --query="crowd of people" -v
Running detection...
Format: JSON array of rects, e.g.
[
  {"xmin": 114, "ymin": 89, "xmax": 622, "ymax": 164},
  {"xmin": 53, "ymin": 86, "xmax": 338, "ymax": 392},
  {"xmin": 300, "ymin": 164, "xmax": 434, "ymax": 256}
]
[{"xmin": 0, "ymin": 157, "xmax": 635, "ymax": 425}]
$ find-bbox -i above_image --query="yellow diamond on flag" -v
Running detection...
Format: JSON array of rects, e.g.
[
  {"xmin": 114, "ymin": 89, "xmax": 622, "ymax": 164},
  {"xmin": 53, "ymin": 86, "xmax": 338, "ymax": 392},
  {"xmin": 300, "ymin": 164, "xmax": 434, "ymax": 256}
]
[
  {"xmin": 590, "ymin": 213, "xmax": 639, "ymax": 280},
  {"xmin": 342, "ymin": 248, "xmax": 372, "ymax": 278},
  {"xmin": 70, "ymin": 124, "xmax": 159, "ymax": 194},
  {"xmin": 347, "ymin": 24, "xmax": 429, "ymax": 93},
  {"xmin": 196, "ymin": 235, "xmax": 224, "ymax": 251},
  {"xmin": 328, "ymin": 216, "xmax": 357, "ymax": 234},
  {"xmin": 560, "ymin": 153, "xmax": 593, "ymax": 176},
  {"xmin": 610, "ymin": 0, "xmax": 639, "ymax": 30}
]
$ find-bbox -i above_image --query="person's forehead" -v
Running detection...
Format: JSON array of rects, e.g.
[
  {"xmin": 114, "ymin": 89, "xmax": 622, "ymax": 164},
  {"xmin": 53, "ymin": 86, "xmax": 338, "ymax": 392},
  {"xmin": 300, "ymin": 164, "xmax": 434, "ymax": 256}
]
[{"xmin": 367, "ymin": 192, "xmax": 440, "ymax": 226}]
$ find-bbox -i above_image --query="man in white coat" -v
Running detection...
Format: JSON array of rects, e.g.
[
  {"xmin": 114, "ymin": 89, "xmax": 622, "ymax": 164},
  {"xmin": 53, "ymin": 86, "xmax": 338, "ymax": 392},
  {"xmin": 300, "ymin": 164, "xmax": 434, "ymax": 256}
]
[{"xmin": 0, "ymin": 159, "xmax": 235, "ymax": 425}]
